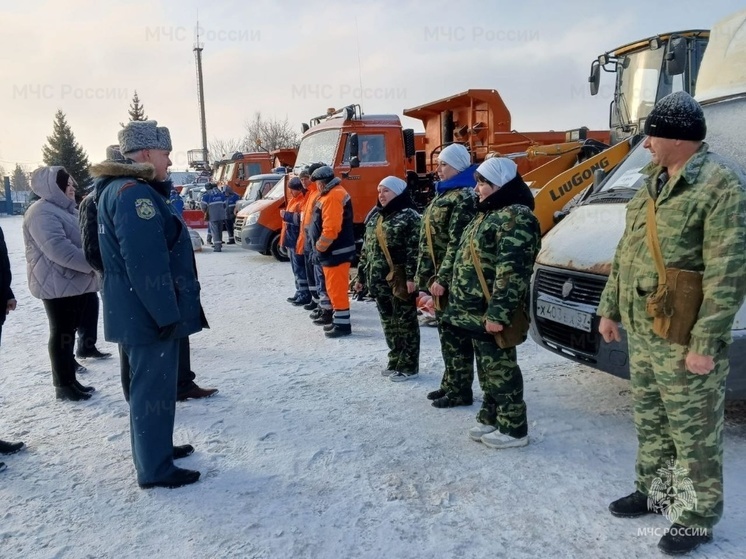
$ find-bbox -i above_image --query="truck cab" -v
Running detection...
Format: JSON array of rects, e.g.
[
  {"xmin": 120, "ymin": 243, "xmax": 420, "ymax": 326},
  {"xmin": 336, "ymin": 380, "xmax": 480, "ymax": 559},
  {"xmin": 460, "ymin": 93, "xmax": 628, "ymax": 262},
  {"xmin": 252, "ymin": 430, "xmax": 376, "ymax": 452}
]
[
  {"xmin": 213, "ymin": 151, "xmax": 274, "ymax": 197},
  {"xmin": 234, "ymin": 174, "xmax": 288, "ymax": 261},
  {"xmin": 531, "ymin": 9, "xmax": 746, "ymax": 398}
]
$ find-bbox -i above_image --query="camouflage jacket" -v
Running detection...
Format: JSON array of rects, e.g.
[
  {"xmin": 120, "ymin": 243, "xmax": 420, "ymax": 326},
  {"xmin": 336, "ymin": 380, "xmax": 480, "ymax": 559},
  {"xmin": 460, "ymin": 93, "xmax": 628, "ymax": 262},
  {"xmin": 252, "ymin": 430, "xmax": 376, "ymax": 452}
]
[
  {"xmin": 415, "ymin": 173, "xmax": 477, "ymax": 290},
  {"xmin": 442, "ymin": 178, "xmax": 541, "ymax": 333},
  {"xmin": 598, "ymin": 143, "xmax": 746, "ymax": 355},
  {"xmin": 357, "ymin": 193, "xmax": 421, "ymax": 298}
]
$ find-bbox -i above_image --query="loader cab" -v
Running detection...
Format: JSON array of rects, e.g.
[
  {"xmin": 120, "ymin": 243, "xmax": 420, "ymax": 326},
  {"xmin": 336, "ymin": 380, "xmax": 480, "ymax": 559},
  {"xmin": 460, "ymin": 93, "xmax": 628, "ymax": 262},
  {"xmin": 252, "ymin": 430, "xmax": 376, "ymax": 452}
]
[{"xmin": 589, "ymin": 31, "xmax": 709, "ymax": 144}]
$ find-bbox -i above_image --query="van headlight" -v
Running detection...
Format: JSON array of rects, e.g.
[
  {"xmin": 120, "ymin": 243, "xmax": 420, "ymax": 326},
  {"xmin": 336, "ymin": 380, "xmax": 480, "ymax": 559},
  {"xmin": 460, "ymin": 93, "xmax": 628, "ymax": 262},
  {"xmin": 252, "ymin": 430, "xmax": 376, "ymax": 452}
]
[{"xmin": 246, "ymin": 213, "xmax": 259, "ymax": 225}]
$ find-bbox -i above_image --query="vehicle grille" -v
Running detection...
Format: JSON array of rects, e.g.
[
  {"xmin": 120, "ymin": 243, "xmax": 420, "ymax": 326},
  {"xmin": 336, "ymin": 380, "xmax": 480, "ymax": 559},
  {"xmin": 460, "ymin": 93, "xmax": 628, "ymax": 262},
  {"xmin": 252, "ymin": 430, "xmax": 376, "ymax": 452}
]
[
  {"xmin": 533, "ymin": 268, "xmax": 608, "ymax": 356},
  {"xmin": 534, "ymin": 269, "xmax": 606, "ymax": 305},
  {"xmin": 235, "ymin": 216, "xmax": 246, "ymax": 230}
]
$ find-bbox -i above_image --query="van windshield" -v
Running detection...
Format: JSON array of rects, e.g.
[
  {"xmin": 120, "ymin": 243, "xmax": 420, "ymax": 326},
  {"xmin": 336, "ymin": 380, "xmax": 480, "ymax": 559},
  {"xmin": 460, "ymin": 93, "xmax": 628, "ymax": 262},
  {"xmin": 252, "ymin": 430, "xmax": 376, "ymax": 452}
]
[
  {"xmin": 588, "ymin": 96, "xmax": 746, "ymax": 203},
  {"xmin": 293, "ymin": 129, "xmax": 341, "ymax": 172},
  {"xmin": 264, "ymin": 177, "xmax": 286, "ymax": 200}
]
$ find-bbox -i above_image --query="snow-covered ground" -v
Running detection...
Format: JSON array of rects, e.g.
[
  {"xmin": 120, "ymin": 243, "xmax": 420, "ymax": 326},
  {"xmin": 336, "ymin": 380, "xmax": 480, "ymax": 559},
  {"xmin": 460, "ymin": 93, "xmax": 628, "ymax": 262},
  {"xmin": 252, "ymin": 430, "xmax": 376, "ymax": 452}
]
[{"xmin": 0, "ymin": 213, "xmax": 744, "ymax": 559}]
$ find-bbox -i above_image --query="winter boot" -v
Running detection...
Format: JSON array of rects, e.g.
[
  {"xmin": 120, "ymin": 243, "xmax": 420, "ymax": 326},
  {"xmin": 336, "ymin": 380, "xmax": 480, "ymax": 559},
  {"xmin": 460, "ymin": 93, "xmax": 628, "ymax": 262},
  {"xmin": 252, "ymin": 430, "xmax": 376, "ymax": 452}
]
[
  {"xmin": 427, "ymin": 389, "xmax": 446, "ymax": 400},
  {"xmin": 0, "ymin": 440, "xmax": 25, "ymax": 455},
  {"xmin": 657, "ymin": 524, "xmax": 712, "ymax": 555},
  {"xmin": 608, "ymin": 490, "xmax": 660, "ymax": 518},
  {"xmin": 304, "ymin": 300, "xmax": 319, "ymax": 311},
  {"xmin": 312, "ymin": 309, "xmax": 333, "ymax": 326},
  {"xmin": 325, "ymin": 310, "xmax": 351, "ymax": 338},
  {"xmin": 432, "ymin": 393, "xmax": 473, "ymax": 408},
  {"xmin": 55, "ymin": 385, "xmax": 92, "ymax": 401}
]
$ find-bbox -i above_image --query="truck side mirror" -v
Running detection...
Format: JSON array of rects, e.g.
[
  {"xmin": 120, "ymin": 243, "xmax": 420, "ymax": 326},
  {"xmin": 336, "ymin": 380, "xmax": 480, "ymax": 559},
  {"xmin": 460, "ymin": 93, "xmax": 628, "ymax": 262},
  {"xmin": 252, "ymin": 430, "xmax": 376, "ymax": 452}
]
[
  {"xmin": 348, "ymin": 133, "xmax": 359, "ymax": 159},
  {"xmin": 589, "ymin": 60, "xmax": 601, "ymax": 96},
  {"xmin": 403, "ymin": 129, "xmax": 416, "ymax": 158},
  {"xmin": 350, "ymin": 156, "xmax": 360, "ymax": 168},
  {"xmin": 301, "ymin": 123, "xmax": 309, "ymax": 134},
  {"xmin": 665, "ymin": 36, "xmax": 687, "ymax": 76}
]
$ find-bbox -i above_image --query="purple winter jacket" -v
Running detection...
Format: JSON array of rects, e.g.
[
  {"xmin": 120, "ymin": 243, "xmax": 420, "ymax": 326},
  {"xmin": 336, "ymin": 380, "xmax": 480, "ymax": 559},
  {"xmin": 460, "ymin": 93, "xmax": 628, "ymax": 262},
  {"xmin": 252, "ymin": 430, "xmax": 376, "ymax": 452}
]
[{"xmin": 22, "ymin": 166, "xmax": 98, "ymax": 300}]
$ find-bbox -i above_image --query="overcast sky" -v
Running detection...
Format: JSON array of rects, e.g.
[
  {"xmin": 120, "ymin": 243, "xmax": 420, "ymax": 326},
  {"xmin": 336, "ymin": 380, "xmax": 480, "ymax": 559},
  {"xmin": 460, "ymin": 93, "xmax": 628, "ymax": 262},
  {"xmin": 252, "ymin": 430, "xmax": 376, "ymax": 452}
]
[{"xmin": 0, "ymin": 0, "xmax": 743, "ymax": 173}]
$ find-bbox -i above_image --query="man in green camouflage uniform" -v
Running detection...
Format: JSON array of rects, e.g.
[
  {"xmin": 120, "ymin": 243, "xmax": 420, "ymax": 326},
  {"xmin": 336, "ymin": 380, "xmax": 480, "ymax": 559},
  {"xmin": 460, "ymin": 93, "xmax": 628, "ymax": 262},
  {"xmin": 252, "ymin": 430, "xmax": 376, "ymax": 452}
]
[
  {"xmin": 598, "ymin": 92, "xmax": 746, "ymax": 555},
  {"xmin": 355, "ymin": 177, "xmax": 421, "ymax": 381},
  {"xmin": 441, "ymin": 157, "xmax": 540, "ymax": 448},
  {"xmin": 415, "ymin": 144, "xmax": 477, "ymax": 407}
]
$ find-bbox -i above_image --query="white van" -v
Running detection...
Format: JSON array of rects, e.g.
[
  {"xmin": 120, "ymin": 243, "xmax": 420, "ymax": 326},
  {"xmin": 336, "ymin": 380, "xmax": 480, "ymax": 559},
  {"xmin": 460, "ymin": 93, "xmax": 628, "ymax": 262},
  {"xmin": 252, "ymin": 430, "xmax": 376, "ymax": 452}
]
[{"xmin": 529, "ymin": 9, "xmax": 746, "ymax": 398}]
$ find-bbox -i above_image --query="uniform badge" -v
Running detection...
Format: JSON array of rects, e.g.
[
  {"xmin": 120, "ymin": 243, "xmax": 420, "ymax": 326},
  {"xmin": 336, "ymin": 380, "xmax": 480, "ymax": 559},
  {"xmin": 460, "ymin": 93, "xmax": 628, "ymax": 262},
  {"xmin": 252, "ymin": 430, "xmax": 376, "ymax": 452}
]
[{"xmin": 135, "ymin": 198, "xmax": 156, "ymax": 220}]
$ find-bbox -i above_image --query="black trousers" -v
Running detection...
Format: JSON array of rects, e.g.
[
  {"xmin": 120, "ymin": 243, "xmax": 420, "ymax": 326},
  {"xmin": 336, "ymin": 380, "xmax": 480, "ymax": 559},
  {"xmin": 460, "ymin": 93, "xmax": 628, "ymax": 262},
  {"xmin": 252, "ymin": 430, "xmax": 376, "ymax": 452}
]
[
  {"xmin": 76, "ymin": 292, "xmax": 99, "ymax": 353},
  {"xmin": 120, "ymin": 336, "xmax": 196, "ymax": 402},
  {"xmin": 42, "ymin": 295, "xmax": 88, "ymax": 387}
]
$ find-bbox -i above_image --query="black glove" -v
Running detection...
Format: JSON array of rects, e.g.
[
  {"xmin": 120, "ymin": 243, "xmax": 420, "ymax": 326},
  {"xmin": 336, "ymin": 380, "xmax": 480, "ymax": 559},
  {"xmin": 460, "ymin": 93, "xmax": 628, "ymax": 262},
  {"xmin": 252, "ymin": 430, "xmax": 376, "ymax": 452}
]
[{"xmin": 158, "ymin": 322, "xmax": 178, "ymax": 341}]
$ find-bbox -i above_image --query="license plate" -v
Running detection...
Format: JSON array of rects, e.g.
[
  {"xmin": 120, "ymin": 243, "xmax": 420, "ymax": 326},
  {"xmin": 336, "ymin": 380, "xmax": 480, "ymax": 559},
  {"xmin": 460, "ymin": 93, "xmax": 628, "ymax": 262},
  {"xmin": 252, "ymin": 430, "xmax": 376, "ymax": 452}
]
[{"xmin": 535, "ymin": 299, "xmax": 593, "ymax": 332}]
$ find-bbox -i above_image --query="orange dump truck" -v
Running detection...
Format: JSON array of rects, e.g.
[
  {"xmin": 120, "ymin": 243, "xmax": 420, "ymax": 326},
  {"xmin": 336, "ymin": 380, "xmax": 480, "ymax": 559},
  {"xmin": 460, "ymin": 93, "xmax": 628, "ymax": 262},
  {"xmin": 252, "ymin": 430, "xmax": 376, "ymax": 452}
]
[{"xmin": 236, "ymin": 90, "xmax": 609, "ymax": 260}]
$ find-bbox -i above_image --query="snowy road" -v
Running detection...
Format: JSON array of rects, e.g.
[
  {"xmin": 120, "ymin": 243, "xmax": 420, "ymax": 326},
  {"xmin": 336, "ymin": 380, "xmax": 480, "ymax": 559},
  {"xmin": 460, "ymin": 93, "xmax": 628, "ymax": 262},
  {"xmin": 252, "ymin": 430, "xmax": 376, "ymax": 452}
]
[{"xmin": 0, "ymin": 214, "xmax": 744, "ymax": 559}]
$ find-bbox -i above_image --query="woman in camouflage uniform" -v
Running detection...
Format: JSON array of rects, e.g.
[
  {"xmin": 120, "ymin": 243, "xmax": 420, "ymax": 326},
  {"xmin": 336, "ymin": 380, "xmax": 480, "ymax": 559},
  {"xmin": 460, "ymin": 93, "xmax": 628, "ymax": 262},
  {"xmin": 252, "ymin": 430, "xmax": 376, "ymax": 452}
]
[
  {"xmin": 441, "ymin": 157, "xmax": 540, "ymax": 449},
  {"xmin": 355, "ymin": 177, "xmax": 421, "ymax": 381}
]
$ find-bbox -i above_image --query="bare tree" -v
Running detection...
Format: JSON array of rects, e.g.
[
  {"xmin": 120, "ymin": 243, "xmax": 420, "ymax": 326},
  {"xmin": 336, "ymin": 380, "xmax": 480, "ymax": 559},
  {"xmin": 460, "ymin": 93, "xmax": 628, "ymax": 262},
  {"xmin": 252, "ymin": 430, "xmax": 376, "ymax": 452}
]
[
  {"xmin": 243, "ymin": 112, "xmax": 300, "ymax": 153},
  {"xmin": 208, "ymin": 137, "xmax": 244, "ymax": 161}
]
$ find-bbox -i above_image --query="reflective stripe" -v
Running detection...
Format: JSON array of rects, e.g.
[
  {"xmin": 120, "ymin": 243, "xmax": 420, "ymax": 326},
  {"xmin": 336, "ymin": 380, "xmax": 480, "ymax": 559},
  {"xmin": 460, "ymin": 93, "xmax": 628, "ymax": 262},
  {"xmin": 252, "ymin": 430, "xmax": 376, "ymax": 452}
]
[{"xmin": 331, "ymin": 245, "xmax": 356, "ymax": 256}]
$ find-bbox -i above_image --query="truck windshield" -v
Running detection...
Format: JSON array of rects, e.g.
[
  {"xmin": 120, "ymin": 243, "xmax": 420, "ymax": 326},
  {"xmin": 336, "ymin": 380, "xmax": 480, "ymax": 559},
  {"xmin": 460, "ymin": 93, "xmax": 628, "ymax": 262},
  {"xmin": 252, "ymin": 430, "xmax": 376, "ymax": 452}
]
[
  {"xmin": 224, "ymin": 163, "xmax": 236, "ymax": 181},
  {"xmin": 294, "ymin": 129, "xmax": 341, "ymax": 172},
  {"xmin": 615, "ymin": 48, "xmax": 667, "ymax": 128}
]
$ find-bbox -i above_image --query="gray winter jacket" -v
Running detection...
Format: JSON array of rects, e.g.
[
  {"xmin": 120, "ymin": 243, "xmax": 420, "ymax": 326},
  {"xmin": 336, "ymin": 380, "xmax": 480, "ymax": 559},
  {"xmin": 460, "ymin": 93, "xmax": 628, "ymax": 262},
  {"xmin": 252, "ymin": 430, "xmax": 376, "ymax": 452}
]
[{"xmin": 23, "ymin": 166, "xmax": 98, "ymax": 300}]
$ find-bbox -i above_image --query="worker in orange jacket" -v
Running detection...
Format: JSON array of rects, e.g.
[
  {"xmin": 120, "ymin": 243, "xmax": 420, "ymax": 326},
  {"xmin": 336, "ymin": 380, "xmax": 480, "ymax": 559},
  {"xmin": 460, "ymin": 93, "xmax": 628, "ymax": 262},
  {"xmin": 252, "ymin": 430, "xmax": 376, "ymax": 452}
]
[
  {"xmin": 280, "ymin": 176, "xmax": 310, "ymax": 305},
  {"xmin": 308, "ymin": 166, "xmax": 356, "ymax": 338},
  {"xmin": 296, "ymin": 165, "xmax": 332, "ymax": 319}
]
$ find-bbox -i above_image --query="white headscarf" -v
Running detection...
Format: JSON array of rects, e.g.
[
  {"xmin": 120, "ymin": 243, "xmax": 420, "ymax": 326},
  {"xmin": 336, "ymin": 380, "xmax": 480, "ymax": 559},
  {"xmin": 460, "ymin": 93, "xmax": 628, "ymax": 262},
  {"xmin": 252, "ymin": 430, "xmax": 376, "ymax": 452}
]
[
  {"xmin": 438, "ymin": 144, "xmax": 471, "ymax": 172},
  {"xmin": 379, "ymin": 176, "xmax": 407, "ymax": 196},
  {"xmin": 476, "ymin": 157, "xmax": 517, "ymax": 187}
]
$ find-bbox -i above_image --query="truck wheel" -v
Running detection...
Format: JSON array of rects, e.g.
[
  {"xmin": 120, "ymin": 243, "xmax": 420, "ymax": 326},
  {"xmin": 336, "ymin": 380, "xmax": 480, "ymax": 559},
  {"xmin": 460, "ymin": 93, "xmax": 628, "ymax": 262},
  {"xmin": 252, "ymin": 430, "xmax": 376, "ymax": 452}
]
[{"xmin": 269, "ymin": 233, "xmax": 289, "ymax": 262}]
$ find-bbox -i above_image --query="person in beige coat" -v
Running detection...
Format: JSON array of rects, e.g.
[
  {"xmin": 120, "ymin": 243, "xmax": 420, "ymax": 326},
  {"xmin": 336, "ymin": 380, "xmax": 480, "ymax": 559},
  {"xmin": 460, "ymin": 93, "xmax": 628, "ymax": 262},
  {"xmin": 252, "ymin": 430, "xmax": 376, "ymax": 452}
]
[{"xmin": 23, "ymin": 166, "xmax": 99, "ymax": 401}]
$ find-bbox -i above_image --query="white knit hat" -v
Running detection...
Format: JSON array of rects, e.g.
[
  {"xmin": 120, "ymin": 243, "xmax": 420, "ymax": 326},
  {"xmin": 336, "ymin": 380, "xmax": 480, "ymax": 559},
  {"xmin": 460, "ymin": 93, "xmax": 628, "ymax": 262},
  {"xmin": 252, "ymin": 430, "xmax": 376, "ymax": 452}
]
[
  {"xmin": 438, "ymin": 144, "xmax": 471, "ymax": 172},
  {"xmin": 476, "ymin": 157, "xmax": 517, "ymax": 187},
  {"xmin": 379, "ymin": 176, "xmax": 407, "ymax": 196}
]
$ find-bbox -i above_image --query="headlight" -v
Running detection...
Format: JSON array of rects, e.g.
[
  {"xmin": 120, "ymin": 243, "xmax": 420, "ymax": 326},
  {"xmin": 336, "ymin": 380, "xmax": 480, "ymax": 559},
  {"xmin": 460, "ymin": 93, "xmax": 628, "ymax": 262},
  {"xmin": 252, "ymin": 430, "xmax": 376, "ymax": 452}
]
[{"xmin": 246, "ymin": 213, "xmax": 259, "ymax": 225}]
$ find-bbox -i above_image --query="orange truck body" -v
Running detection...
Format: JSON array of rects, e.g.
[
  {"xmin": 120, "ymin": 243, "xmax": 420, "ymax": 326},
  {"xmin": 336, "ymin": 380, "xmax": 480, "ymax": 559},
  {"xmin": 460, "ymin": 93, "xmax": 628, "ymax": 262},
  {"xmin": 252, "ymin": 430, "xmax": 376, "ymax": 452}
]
[
  {"xmin": 213, "ymin": 152, "xmax": 275, "ymax": 197},
  {"xmin": 236, "ymin": 89, "xmax": 609, "ymax": 260}
]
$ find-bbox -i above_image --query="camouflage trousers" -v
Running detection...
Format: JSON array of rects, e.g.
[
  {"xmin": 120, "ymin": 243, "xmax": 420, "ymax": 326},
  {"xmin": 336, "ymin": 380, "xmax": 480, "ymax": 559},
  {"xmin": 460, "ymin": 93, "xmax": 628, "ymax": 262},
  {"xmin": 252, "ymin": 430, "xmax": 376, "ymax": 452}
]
[
  {"xmin": 376, "ymin": 293, "xmax": 420, "ymax": 374},
  {"xmin": 627, "ymin": 328, "xmax": 727, "ymax": 530},
  {"xmin": 473, "ymin": 337, "xmax": 527, "ymax": 438},
  {"xmin": 437, "ymin": 320, "xmax": 475, "ymax": 401}
]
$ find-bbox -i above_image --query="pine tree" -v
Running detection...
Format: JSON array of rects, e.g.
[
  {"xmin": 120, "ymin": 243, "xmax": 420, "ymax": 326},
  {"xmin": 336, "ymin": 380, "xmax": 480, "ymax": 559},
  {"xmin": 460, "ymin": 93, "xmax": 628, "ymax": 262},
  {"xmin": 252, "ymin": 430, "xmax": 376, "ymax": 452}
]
[
  {"xmin": 41, "ymin": 110, "xmax": 92, "ymax": 193},
  {"xmin": 128, "ymin": 91, "xmax": 148, "ymax": 121},
  {"xmin": 11, "ymin": 164, "xmax": 30, "ymax": 191}
]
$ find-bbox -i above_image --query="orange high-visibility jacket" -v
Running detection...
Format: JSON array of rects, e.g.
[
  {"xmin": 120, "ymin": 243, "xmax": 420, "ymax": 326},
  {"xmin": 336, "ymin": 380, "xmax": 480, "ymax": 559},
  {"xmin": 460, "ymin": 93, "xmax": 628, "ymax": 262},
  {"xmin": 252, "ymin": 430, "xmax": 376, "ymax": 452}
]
[{"xmin": 296, "ymin": 182, "xmax": 320, "ymax": 254}]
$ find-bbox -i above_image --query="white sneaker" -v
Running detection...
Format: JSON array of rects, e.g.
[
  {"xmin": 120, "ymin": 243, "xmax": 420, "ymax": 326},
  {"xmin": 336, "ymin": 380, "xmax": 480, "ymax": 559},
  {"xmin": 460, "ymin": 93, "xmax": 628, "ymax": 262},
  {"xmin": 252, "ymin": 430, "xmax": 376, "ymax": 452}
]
[
  {"xmin": 468, "ymin": 423, "xmax": 497, "ymax": 442},
  {"xmin": 390, "ymin": 372, "xmax": 419, "ymax": 382},
  {"xmin": 381, "ymin": 369, "xmax": 396, "ymax": 377},
  {"xmin": 480, "ymin": 430, "xmax": 528, "ymax": 449}
]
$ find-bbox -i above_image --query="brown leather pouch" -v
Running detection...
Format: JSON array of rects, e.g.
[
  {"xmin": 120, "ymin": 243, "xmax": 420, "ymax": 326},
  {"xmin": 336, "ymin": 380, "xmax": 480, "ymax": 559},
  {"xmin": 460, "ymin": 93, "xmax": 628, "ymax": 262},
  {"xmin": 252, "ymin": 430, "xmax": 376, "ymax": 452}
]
[
  {"xmin": 386, "ymin": 264, "xmax": 411, "ymax": 301},
  {"xmin": 493, "ymin": 305, "xmax": 530, "ymax": 349},
  {"xmin": 646, "ymin": 268, "xmax": 703, "ymax": 346}
]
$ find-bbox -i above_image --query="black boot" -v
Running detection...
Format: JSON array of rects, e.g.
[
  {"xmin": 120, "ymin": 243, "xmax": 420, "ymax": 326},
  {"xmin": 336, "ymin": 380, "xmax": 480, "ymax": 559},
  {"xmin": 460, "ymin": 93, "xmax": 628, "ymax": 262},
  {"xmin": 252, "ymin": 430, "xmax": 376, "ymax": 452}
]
[
  {"xmin": 139, "ymin": 467, "xmax": 201, "ymax": 489},
  {"xmin": 55, "ymin": 385, "xmax": 92, "ymax": 401},
  {"xmin": 173, "ymin": 444, "xmax": 195, "ymax": 459},
  {"xmin": 73, "ymin": 380, "xmax": 95, "ymax": 393},
  {"xmin": 76, "ymin": 347, "xmax": 112, "ymax": 359},
  {"xmin": 0, "ymin": 440, "xmax": 25, "ymax": 455},
  {"xmin": 303, "ymin": 300, "xmax": 318, "ymax": 311},
  {"xmin": 312, "ymin": 309, "xmax": 333, "ymax": 325},
  {"xmin": 608, "ymin": 490, "xmax": 659, "ymax": 518},
  {"xmin": 325, "ymin": 325, "xmax": 351, "ymax": 338},
  {"xmin": 427, "ymin": 389, "xmax": 446, "ymax": 401},
  {"xmin": 658, "ymin": 524, "xmax": 712, "ymax": 555},
  {"xmin": 287, "ymin": 295, "xmax": 299, "ymax": 303},
  {"xmin": 432, "ymin": 393, "xmax": 473, "ymax": 408}
]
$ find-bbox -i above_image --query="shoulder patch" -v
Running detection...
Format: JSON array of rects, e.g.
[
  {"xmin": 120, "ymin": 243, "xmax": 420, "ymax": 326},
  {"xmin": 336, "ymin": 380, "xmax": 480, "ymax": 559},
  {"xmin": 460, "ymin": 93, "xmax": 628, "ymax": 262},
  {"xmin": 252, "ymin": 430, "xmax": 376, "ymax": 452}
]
[{"xmin": 135, "ymin": 198, "xmax": 156, "ymax": 220}]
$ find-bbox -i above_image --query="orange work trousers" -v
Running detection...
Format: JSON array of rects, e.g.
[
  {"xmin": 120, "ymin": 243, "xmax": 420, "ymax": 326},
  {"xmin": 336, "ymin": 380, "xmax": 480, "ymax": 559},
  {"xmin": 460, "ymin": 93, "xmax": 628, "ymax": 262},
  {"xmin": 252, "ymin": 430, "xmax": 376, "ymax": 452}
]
[{"xmin": 322, "ymin": 262, "xmax": 351, "ymax": 311}]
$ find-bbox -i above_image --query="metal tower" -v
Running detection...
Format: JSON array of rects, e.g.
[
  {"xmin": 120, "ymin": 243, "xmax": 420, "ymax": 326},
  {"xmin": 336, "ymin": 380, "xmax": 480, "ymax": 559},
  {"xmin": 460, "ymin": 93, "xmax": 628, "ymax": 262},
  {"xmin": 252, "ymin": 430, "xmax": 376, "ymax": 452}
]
[{"xmin": 193, "ymin": 22, "xmax": 208, "ymax": 167}]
